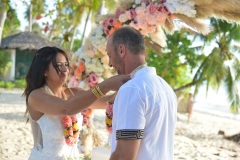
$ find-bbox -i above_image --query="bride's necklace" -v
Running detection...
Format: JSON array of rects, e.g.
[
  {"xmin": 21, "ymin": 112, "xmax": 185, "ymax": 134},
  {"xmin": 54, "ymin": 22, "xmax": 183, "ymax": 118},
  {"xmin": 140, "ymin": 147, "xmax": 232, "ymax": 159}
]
[
  {"xmin": 130, "ymin": 63, "xmax": 147, "ymax": 77},
  {"xmin": 44, "ymin": 85, "xmax": 66, "ymax": 100}
]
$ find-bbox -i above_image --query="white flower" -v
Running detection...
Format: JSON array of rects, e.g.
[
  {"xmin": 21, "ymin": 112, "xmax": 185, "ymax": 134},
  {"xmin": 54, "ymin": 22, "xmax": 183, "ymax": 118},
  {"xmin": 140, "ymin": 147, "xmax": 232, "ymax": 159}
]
[
  {"xmin": 164, "ymin": 0, "xmax": 196, "ymax": 17},
  {"xmin": 119, "ymin": 13, "xmax": 128, "ymax": 23},
  {"xmin": 135, "ymin": 0, "xmax": 141, "ymax": 5},
  {"xmin": 101, "ymin": 55, "xmax": 109, "ymax": 65}
]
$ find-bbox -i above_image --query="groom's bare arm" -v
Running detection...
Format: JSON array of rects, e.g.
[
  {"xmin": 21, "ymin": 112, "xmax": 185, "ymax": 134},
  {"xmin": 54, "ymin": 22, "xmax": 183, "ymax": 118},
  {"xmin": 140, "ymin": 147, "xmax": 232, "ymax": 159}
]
[{"xmin": 109, "ymin": 139, "xmax": 141, "ymax": 160}]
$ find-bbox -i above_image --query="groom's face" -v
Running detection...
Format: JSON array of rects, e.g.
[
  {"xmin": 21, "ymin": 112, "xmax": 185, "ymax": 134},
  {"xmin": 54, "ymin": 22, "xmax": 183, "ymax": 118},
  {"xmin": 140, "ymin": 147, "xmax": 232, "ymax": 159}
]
[{"xmin": 107, "ymin": 38, "xmax": 125, "ymax": 74}]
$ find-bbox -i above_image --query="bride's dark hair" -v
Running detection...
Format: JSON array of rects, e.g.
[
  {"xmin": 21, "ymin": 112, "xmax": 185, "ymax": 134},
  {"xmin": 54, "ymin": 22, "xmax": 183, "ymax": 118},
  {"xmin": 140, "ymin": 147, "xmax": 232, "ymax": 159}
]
[{"xmin": 23, "ymin": 46, "xmax": 69, "ymax": 121}]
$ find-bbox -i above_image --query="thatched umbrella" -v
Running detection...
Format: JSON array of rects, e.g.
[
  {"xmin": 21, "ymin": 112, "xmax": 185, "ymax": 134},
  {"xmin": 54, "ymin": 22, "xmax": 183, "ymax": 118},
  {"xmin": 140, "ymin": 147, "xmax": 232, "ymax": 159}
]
[
  {"xmin": 0, "ymin": 32, "xmax": 56, "ymax": 81},
  {"xmin": 0, "ymin": 31, "xmax": 56, "ymax": 50}
]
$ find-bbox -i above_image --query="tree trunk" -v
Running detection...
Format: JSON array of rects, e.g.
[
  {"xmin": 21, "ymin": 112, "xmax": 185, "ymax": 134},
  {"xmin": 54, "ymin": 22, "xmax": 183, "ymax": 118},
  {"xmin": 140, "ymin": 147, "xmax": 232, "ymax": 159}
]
[
  {"xmin": 49, "ymin": 22, "xmax": 55, "ymax": 41},
  {"xmin": 173, "ymin": 80, "xmax": 203, "ymax": 92},
  {"xmin": 69, "ymin": 26, "xmax": 77, "ymax": 51},
  {"xmin": 29, "ymin": 3, "xmax": 33, "ymax": 32},
  {"xmin": 80, "ymin": 9, "xmax": 91, "ymax": 47},
  {"xmin": 0, "ymin": 3, "xmax": 7, "ymax": 45}
]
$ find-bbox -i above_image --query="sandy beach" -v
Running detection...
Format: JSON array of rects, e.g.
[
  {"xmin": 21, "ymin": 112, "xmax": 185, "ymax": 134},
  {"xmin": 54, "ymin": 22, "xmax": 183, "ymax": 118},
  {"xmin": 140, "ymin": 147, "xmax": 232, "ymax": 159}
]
[{"xmin": 0, "ymin": 89, "xmax": 239, "ymax": 160}]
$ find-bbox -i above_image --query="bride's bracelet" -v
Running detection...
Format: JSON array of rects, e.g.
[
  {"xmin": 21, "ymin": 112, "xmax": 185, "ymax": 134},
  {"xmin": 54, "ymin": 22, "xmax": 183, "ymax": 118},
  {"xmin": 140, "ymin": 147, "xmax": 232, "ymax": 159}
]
[
  {"xmin": 91, "ymin": 84, "xmax": 105, "ymax": 98},
  {"xmin": 96, "ymin": 84, "xmax": 105, "ymax": 97}
]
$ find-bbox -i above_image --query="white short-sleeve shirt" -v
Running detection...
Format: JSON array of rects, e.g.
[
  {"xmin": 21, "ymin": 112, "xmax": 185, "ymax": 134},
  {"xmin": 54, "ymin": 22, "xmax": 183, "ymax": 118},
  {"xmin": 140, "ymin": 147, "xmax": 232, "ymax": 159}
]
[{"xmin": 111, "ymin": 66, "xmax": 177, "ymax": 160}]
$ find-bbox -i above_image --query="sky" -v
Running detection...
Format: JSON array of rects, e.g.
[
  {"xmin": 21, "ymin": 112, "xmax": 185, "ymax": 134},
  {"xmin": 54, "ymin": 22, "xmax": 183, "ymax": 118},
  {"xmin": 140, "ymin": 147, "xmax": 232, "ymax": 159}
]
[
  {"xmin": 9, "ymin": 0, "xmax": 92, "ymax": 38},
  {"xmin": 10, "ymin": 0, "xmax": 57, "ymax": 31}
]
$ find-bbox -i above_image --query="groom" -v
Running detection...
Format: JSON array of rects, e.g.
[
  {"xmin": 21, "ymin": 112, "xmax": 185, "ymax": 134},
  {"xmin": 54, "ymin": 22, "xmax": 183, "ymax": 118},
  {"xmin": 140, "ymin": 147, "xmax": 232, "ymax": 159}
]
[{"xmin": 106, "ymin": 26, "xmax": 177, "ymax": 160}]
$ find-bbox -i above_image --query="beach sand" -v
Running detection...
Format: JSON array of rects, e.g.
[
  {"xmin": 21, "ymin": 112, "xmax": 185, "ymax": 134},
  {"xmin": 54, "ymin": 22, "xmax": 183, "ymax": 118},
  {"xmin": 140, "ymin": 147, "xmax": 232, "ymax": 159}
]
[{"xmin": 0, "ymin": 89, "xmax": 239, "ymax": 160}]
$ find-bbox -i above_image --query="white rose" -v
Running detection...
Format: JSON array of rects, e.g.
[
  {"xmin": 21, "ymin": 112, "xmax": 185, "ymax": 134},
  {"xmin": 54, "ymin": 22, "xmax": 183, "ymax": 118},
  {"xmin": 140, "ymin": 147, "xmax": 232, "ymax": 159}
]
[
  {"xmin": 135, "ymin": 0, "xmax": 141, "ymax": 4},
  {"xmin": 119, "ymin": 13, "xmax": 128, "ymax": 23}
]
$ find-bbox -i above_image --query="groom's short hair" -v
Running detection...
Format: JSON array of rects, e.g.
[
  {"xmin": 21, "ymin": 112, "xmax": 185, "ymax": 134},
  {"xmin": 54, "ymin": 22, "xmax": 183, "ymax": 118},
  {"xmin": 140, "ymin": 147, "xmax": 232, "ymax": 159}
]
[{"xmin": 111, "ymin": 26, "xmax": 145, "ymax": 55}]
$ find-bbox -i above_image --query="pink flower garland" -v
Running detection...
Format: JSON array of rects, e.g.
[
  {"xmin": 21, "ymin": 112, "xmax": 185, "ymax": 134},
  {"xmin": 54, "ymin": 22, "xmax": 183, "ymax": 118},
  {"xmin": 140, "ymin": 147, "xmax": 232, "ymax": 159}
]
[
  {"xmin": 105, "ymin": 102, "xmax": 113, "ymax": 133},
  {"xmin": 61, "ymin": 115, "xmax": 79, "ymax": 146}
]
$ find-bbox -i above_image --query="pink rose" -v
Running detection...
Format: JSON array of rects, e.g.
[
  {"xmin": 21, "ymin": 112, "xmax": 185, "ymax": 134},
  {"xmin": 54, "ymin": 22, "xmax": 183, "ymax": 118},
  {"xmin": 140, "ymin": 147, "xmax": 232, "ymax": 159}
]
[
  {"xmin": 70, "ymin": 115, "xmax": 77, "ymax": 123},
  {"xmin": 88, "ymin": 73, "xmax": 98, "ymax": 87},
  {"xmin": 106, "ymin": 126, "xmax": 112, "ymax": 133},
  {"xmin": 61, "ymin": 116, "xmax": 72, "ymax": 128},
  {"xmin": 81, "ymin": 109, "xmax": 88, "ymax": 116},
  {"xmin": 104, "ymin": 29, "xmax": 110, "ymax": 35},
  {"xmin": 156, "ymin": 4, "xmax": 163, "ymax": 12},
  {"xmin": 73, "ymin": 132, "xmax": 79, "ymax": 139},
  {"xmin": 148, "ymin": 2, "xmax": 157, "ymax": 13},
  {"xmin": 135, "ymin": 6, "xmax": 146, "ymax": 15},
  {"xmin": 102, "ymin": 20, "xmax": 108, "ymax": 28},
  {"xmin": 67, "ymin": 127, "xmax": 73, "ymax": 136},
  {"xmin": 107, "ymin": 18, "xmax": 115, "ymax": 26},
  {"xmin": 66, "ymin": 137, "xmax": 74, "ymax": 146},
  {"xmin": 68, "ymin": 76, "xmax": 79, "ymax": 88},
  {"xmin": 125, "ymin": 11, "xmax": 132, "ymax": 20},
  {"xmin": 106, "ymin": 103, "xmax": 113, "ymax": 118},
  {"xmin": 115, "ymin": 8, "xmax": 121, "ymax": 18},
  {"xmin": 130, "ymin": 9, "xmax": 137, "ymax": 19},
  {"xmin": 82, "ymin": 117, "xmax": 89, "ymax": 126},
  {"xmin": 129, "ymin": 21, "xmax": 140, "ymax": 30}
]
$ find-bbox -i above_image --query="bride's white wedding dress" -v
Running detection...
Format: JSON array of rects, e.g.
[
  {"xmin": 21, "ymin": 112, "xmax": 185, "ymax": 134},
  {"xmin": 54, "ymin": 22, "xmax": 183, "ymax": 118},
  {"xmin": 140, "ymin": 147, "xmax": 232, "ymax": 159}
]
[{"xmin": 28, "ymin": 114, "xmax": 82, "ymax": 160}]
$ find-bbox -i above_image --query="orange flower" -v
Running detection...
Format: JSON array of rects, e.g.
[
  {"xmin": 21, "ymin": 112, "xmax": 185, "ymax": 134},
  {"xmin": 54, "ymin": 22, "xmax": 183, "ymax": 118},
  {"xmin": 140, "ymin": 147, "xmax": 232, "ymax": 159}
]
[
  {"xmin": 113, "ymin": 19, "xmax": 122, "ymax": 29},
  {"xmin": 81, "ymin": 108, "xmax": 93, "ymax": 117},
  {"xmin": 74, "ymin": 61, "xmax": 85, "ymax": 77},
  {"xmin": 109, "ymin": 28, "xmax": 117, "ymax": 35}
]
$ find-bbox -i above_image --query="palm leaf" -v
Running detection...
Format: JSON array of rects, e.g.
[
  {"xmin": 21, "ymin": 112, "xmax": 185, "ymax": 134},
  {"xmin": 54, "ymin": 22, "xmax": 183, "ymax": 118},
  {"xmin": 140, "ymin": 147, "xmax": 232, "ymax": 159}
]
[{"xmin": 225, "ymin": 67, "xmax": 240, "ymax": 113}]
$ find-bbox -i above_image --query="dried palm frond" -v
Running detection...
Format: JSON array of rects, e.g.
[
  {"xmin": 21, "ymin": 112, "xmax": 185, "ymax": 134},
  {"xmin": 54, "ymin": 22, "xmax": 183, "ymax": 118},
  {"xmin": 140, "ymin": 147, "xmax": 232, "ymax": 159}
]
[
  {"xmin": 163, "ymin": 18, "xmax": 175, "ymax": 35},
  {"xmin": 191, "ymin": 0, "xmax": 213, "ymax": 6},
  {"xmin": 194, "ymin": 0, "xmax": 240, "ymax": 24},
  {"xmin": 95, "ymin": 14, "xmax": 116, "ymax": 23},
  {"xmin": 195, "ymin": 6, "xmax": 214, "ymax": 18},
  {"xmin": 117, "ymin": 0, "xmax": 135, "ymax": 12},
  {"xmin": 174, "ymin": 14, "xmax": 211, "ymax": 35},
  {"xmin": 214, "ymin": 11, "xmax": 240, "ymax": 24}
]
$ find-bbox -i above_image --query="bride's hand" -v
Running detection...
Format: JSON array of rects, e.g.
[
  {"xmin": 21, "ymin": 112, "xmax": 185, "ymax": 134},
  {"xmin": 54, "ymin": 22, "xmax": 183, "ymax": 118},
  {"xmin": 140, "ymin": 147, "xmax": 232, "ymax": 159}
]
[{"xmin": 99, "ymin": 75, "xmax": 131, "ymax": 93}]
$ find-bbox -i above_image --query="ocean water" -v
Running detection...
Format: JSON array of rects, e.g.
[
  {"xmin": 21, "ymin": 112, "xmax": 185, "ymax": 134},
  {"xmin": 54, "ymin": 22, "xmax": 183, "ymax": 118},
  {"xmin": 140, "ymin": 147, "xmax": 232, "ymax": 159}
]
[{"xmin": 193, "ymin": 85, "xmax": 240, "ymax": 120}]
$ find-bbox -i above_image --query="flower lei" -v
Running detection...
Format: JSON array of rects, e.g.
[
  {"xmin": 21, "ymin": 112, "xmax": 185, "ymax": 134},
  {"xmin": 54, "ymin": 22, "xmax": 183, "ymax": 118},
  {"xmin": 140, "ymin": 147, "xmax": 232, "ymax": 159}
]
[
  {"xmin": 61, "ymin": 115, "xmax": 80, "ymax": 146},
  {"xmin": 105, "ymin": 101, "xmax": 113, "ymax": 133}
]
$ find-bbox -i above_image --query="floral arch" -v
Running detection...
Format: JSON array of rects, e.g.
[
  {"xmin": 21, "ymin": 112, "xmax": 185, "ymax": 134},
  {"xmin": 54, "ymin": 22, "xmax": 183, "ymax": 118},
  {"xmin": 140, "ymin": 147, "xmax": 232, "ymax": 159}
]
[{"xmin": 67, "ymin": 0, "xmax": 240, "ymax": 156}]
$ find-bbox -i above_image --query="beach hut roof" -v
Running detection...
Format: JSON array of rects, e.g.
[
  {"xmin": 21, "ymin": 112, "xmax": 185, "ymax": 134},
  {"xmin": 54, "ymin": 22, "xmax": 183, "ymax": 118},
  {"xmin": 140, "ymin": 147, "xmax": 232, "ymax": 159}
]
[{"xmin": 0, "ymin": 31, "xmax": 56, "ymax": 50}]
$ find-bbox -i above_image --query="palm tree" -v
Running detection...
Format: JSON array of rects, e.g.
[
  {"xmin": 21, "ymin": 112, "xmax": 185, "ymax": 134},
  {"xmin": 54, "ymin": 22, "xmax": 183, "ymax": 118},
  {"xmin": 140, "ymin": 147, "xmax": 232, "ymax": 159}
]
[
  {"xmin": 23, "ymin": 0, "xmax": 46, "ymax": 32},
  {"xmin": 0, "ymin": 0, "xmax": 9, "ymax": 44},
  {"xmin": 176, "ymin": 18, "xmax": 240, "ymax": 113}
]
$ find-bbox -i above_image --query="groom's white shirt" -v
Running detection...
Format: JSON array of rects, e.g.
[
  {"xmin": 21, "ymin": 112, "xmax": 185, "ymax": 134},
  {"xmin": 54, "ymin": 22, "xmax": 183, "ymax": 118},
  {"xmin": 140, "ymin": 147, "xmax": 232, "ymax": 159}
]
[{"xmin": 111, "ymin": 66, "xmax": 177, "ymax": 160}]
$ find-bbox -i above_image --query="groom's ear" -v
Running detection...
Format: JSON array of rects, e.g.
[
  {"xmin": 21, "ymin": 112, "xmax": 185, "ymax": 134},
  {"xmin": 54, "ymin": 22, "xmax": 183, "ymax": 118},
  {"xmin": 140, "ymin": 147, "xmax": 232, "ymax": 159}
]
[{"xmin": 118, "ymin": 44, "xmax": 126, "ymax": 58}]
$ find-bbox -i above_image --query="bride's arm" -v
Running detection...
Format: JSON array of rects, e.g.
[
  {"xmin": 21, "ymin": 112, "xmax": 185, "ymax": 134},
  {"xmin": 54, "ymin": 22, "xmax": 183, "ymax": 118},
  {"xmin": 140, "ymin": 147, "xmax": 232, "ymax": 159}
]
[{"xmin": 70, "ymin": 88, "xmax": 115, "ymax": 109}]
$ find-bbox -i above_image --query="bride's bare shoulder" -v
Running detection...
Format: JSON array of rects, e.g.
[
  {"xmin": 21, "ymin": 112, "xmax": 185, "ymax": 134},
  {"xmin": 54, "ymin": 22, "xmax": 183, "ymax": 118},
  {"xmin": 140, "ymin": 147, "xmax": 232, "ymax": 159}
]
[{"xmin": 29, "ymin": 87, "xmax": 46, "ymax": 98}]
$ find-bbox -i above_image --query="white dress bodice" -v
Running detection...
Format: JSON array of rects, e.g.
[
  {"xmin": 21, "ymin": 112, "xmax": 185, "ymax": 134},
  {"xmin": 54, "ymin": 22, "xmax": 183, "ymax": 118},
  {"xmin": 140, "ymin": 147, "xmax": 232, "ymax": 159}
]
[{"xmin": 29, "ymin": 114, "xmax": 82, "ymax": 160}]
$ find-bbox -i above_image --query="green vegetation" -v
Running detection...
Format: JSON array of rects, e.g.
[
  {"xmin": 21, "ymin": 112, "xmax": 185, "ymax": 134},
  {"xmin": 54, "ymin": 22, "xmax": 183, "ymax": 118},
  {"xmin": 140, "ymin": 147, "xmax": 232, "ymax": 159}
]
[
  {"xmin": 0, "ymin": 50, "xmax": 12, "ymax": 77},
  {"xmin": 0, "ymin": 79, "xmax": 26, "ymax": 89}
]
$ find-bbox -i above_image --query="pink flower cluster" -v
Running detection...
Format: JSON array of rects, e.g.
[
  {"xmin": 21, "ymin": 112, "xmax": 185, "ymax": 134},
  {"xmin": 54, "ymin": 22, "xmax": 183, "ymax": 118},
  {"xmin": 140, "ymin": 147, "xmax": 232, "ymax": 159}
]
[
  {"xmin": 81, "ymin": 108, "xmax": 93, "ymax": 126},
  {"xmin": 117, "ymin": 1, "xmax": 173, "ymax": 35},
  {"xmin": 61, "ymin": 115, "xmax": 79, "ymax": 146},
  {"xmin": 105, "ymin": 102, "xmax": 113, "ymax": 133},
  {"xmin": 88, "ymin": 73, "xmax": 99, "ymax": 88},
  {"xmin": 102, "ymin": 18, "xmax": 123, "ymax": 38}
]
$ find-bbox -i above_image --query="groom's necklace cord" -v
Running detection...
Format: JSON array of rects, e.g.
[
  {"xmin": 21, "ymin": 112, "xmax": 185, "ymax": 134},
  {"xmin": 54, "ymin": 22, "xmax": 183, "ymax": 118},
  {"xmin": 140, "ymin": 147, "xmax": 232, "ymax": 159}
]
[{"xmin": 130, "ymin": 63, "xmax": 147, "ymax": 77}]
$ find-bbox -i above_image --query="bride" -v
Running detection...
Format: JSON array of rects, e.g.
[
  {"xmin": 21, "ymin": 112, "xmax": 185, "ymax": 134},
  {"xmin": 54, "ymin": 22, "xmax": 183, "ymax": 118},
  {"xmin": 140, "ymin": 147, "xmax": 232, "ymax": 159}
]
[{"xmin": 23, "ymin": 46, "xmax": 130, "ymax": 159}]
